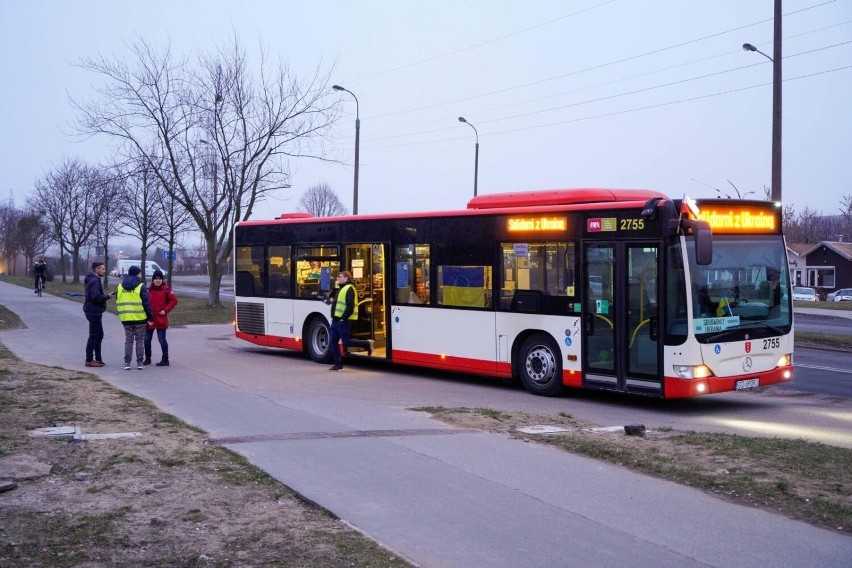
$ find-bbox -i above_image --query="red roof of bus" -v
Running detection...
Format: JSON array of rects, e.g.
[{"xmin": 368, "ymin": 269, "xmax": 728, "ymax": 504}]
[{"xmin": 238, "ymin": 188, "xmax": 670, "ymax": 226}]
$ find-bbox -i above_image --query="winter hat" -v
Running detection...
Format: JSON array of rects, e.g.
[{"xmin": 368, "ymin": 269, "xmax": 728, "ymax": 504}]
[
  {"xmin": 152, "ymin": 270, "xmax": 164, "ymax": 280},
  {"xmin": 128, "ymin": 265, "xmax": 141, "ymax": 276}
]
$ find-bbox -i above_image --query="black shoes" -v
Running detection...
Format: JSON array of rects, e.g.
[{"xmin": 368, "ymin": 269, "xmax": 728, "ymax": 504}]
[
  {"xmin": 143, "ymin": 358, "xmax": 151, "ymax": 365},
  {"xmin": 329, "ymin": 364, "xmax": 343, "ymax": 371},
  {"xmin": 367, "ymin": 340, "xmax": 374, "ymax": 356},
  {"xmin": 155, "ymin": 358, "xmax": 169, "ymax": 366}
]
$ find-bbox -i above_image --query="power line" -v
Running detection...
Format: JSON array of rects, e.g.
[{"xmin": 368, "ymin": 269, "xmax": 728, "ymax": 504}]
[
  {"xmin": 364, "ymin": 19, "xmax": 852, "ymax": 138},
  {"xmin": 365, "ymin": 0, "xmax": 839, "ymax": 121},
  {"xmin": 362, "ymin": 40, "xmax": 852, "ymax": 144},
  {"xmin": 347, "ymin": 0, "xmax": 617, "ymax": 83},
  {"xmin": 361, "ymin": 65, "xmax": 852, "ymax": 150}
]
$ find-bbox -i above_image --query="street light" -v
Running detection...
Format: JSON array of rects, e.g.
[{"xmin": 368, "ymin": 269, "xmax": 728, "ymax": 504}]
[
  {"xmin": 333, "ymin": 84, "xmax": 360, "ymax": 215},
  {"xmin": 743, "ymin": 1, "xmax": 782, "ymax": 202},
  {"xmin": 458, "ymin": 117, "xmax": 479, "ymax": 197}
]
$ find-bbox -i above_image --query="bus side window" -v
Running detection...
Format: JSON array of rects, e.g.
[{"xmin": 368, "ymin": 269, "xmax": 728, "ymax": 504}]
[{"xmin": 394, "ymin": 244, "xmax": 430, "ymax": 305}]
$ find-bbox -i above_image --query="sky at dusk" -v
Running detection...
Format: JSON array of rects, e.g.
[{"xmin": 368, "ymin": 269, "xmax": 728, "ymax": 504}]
[{"xmin": 1, "ymin": 0, "xmax": 850, "ymax": 223}]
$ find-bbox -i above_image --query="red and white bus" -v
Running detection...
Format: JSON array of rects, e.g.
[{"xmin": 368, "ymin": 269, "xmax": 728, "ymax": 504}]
[{"xmin": 234, "ymin": 188, "xmax": 793, "ymax": 398}]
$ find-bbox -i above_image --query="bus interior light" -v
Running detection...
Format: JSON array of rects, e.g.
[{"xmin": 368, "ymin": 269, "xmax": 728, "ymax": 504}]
[{"xmin": 673, "ymin": 364, "xmax": 713, "ymax": 380}]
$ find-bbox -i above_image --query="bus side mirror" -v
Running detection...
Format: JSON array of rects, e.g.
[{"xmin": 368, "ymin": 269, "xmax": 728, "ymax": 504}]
[{"xmin": 687, "ymin": 220, "xmax": 713, "ymax": 265}]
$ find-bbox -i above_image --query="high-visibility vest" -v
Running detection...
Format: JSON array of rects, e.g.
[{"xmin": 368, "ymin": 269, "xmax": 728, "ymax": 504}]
[
  {"xmin": 333, "ymin": 283, "xmax": 358, "ymax": 321},
  {"xmin": 116, "ymin": 283, "xmax": 147, "ymax": 323}
]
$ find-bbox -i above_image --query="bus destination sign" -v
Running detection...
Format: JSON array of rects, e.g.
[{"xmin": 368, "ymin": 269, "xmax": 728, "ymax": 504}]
[
  {"xmin": 507, "ymin": 217, "xmax": 567, "ymax": 232},
  {"xmin": 697, "ymin": 206, "xmax": 778, "ymax": 234}
]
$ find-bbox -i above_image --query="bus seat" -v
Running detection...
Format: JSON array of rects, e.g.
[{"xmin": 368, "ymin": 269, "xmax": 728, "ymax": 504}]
[
  {"xmin": 269, "ymin": 273, "xmax": 289, "ymax": 297},
  {"xmin": 510, "ymin": 290, "xmax": 541, "ymax": 313},
  {"xmin": 236, "ymin": 271, "xmax": 256, "ymax": 296}
]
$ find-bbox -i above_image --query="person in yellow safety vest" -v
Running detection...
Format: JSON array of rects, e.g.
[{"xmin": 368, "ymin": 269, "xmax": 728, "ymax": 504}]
[
  {"xmin": 116, "ymin": 265, "xmax": 153, "ymax": 370},
  {"xmin": 323, "ymin": 270, "xmax": 373, "ymax": 371}
]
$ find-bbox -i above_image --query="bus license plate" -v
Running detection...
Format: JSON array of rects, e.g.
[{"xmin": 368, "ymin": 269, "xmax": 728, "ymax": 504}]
[{"xmin": 736, "ymin": 378, "xmax": 759, "ymax": 391}]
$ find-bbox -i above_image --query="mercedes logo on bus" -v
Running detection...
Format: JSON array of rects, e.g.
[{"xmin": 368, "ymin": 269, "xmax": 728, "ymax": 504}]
[{"xmin": 742, "ymin": 357, "xmax": 753, "ymax": 373}]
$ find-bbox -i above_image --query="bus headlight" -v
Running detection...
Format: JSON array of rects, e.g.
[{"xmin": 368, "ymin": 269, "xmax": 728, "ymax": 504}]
[
  {"xmin": 673, "ymin": 364, "xmax": 714, "ymax": 380},
  {"xmin": 776, "ymin": 353, "xmax": 792, "ymax": 367}
]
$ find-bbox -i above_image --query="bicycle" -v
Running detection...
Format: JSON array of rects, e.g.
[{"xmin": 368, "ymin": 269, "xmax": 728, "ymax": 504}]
[{"xmin": 35, "ymin": 275, "xmax": 45, "ymax": 297}]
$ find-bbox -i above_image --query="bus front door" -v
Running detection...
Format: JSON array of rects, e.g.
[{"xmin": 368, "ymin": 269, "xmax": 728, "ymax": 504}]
[
  {"xmin": 344, "ymin": 244, "xmax": 387, "ymax": 356},
  {"xmin": 583, "ymin": 243, "xmax": 662, "ymax": 395}
]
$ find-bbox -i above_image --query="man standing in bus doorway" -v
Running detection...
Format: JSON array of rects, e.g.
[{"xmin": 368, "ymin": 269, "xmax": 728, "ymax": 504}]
[{"xmin": 324, "ymin": 271, "xmax": 373, "ymax": 370}]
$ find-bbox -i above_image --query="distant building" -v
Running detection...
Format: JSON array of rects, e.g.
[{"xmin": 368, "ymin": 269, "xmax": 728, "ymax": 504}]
[{"xmin": 788, "ymin": 241, "xmax": 852, "ymax": 298}]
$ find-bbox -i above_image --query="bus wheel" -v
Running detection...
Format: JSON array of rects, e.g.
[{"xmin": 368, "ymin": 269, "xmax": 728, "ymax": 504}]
[
  {"xmin": 305, "ymin": 317, "xmax": 333, "ymax": 363},
  {"xmin": 518, "ymin": 334, "xmax": 563, "ymax": 396}
]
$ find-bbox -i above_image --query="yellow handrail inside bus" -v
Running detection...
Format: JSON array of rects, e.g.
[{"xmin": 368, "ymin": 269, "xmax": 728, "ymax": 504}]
[{"xmin": 630, "ymin": 319, "xmax": 651, "ymax": 348}]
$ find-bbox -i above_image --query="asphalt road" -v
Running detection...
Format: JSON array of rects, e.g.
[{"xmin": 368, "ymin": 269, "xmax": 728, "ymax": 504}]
[{"xmin": 785, "ymin": 346, "xmax": 852, "ymax": 397}]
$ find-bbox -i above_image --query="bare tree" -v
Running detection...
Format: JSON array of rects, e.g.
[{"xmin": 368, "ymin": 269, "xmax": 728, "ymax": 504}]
[
  {"xmin": 151, "ymin": 163, "xmax": 194, "ymax": 286},
  {"xmin": 17, "ymin": 205, "xmax": 53, "ymax": 271},
  {"xmin": 73, "ymin": 35, "xmax": 340, "ymax": 305},
  {"xmin": 117, "ymin": 154, "xmax": 168, "ymax": 282},
  {"xmin": 32, "ymin": 158, "xmax": 109, "ymax": 283},
  {"xmin": 298, "ymin": 183, "xmax": 347, "ymax": 217},
  {"xmin": 0, "ymin": 204, "xmax": 21, "ymax": 275},
  {"xmin": 839, "ymin": 194, "xmax": 852, "ymax": 241}
]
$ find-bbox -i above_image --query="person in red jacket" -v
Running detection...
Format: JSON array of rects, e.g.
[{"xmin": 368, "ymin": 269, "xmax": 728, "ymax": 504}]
[{"xmin": 144, "ymin": 270, "xmax": 178, "ymax": 366}]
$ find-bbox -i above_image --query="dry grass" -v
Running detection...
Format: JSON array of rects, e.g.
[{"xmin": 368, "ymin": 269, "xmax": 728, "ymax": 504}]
[{"xmin": 0, "ymin": 344, "xmax": 411, "ymax": 567}]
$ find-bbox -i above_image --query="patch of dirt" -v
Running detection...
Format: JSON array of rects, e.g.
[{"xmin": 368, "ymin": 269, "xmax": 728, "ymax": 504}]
[{"xmin": 0, "ymin": 350, "xmax": 411, "ymax": 567}]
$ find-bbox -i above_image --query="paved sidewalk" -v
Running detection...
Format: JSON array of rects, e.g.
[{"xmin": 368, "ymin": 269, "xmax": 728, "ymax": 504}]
[{"xmin": 1, "ymin": 281, "xmax": 850, "ymax": 567}]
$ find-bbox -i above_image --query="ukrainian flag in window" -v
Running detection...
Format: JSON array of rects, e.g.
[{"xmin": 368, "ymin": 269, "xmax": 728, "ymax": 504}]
[{"xmin": 442, "ymin": 266, "xmax": 485, "ymax": 307}]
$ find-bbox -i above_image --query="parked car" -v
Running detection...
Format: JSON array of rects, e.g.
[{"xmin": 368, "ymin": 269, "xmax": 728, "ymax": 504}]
[
  {"xmin": 826, "ymin": 288, "xmax": 852, "ymax": 302},
  {"xmin": 791, "ymin": 286, "xmax": 819, "ymax": 302}
]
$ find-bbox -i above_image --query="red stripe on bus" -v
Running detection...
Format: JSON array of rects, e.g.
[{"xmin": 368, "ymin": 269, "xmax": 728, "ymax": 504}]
[
  {"xmin": 391, "ymin": 350, "xmax": 509, "ymax": 377},
  {"xmin": 663, "ymin": 365, "xmax": 792, "ymax": 398},
  {"xmin": 235, "ymin": 331, "xmax": 302, "ymax": 351}
]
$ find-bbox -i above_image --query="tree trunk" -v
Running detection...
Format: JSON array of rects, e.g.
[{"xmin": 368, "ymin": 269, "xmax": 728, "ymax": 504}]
[
  {"xmin": 205, "ymin": 233, "xmax": 222, "ymax": 307},
  {"xmin": 59, "ymin": 241, "xmax": 68, "ymax": 283},
  {"xmin": 71, "ymin": 245, "xmax": 82, "ymax": 283}
]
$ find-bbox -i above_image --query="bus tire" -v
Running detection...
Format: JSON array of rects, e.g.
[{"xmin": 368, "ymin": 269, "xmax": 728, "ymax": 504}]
[
  {"xmin": 517, "ymin": 334, "xmax": 563, "ymax": 397},
  {"xmin": 305, "ymin": 317, "xmax": 333, "ymax": 363}
]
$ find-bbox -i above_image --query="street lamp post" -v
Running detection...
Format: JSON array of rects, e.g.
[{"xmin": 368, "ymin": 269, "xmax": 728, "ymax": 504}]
[
  {"xmin": 743, "ymin": 1, "xmax": 782, "ymax": 203},
  {"xmin": 333, "ymin": 85, "xmax": 360, "ymax": 215},
  {"xmin": 458, "ymin": 117, "xmax": 479, "ymax": 197}
]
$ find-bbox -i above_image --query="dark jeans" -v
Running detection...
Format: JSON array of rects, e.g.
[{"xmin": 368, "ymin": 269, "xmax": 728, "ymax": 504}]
[
  {"xmin": 85, "ymin": 314, "xmax": 104, "ymax": 362},
  {"xmin": 328, "ymin": 319, "xmax": 370, "ymax": 365},
  {"xmin": 144, "ymin": 328, "xmax": 169, "ymax": 360}
]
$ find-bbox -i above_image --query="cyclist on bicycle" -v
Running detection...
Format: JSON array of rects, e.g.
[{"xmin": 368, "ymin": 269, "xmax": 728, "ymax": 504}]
[{"xmin": 33, "ymin": 257, "xmax": 47, "ymax": 294}]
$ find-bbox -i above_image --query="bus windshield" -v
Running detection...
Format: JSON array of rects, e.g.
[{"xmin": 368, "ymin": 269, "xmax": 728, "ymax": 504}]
[{"xmin": 686, "ymin": 234, "xmax": 791, "ymax": 341}]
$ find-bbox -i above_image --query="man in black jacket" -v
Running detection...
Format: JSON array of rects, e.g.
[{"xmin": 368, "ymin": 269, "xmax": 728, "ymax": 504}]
[{"xmin": 83, "ymin": 262, "xmax": 113, "ymax": 367}]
